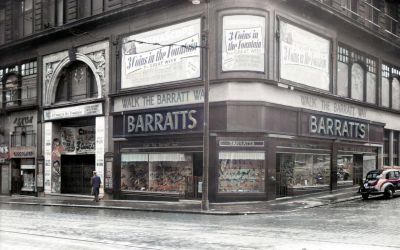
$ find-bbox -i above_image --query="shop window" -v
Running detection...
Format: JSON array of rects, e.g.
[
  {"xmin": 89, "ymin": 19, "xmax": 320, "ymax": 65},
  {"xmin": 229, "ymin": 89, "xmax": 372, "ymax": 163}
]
[
  {"xmin": 363, "ymin": 155, "xmax": 377, "ymax": 177},
  {"xmin": 121, "ymin": 153, "xmax": 193, "ymax": 193},
  {"xmin": 218, "ymin": 151, "xmax": 265, "ymax": 193},
  {"xmin": 55, "ymin": 61, "xmax": 97, "ymax": 103},
  {"xmin": 337, "ymin": 45, "xmax": 377, "ymax": 104},
  {"xmin": 337, "ymin": 155, "xmax": 353, "ymax": 186},
  {"xmin": 21, "ymin": 158, "xmax": 35, "ymax": 192},
  {"xmin": 277, "ymin": 153, "xmax": 330, "ymax": 192}
]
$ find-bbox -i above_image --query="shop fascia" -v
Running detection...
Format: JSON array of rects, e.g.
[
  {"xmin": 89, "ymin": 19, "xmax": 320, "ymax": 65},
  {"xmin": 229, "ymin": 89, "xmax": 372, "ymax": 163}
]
[{"xmin": 308, "ymin": 114, "xmax": 368, "ymax": 140}]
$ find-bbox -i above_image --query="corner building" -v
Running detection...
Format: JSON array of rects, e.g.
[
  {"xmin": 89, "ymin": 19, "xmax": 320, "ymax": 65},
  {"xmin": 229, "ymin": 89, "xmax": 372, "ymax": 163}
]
[{"xmin": 0, "ymin": 0, "xmax": 399, "ymax": 202}]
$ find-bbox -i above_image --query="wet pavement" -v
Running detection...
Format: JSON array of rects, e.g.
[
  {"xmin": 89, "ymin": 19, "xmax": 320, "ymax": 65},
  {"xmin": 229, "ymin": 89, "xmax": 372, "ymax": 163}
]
[
  {"xmin": 0, "ymin": 187, "xmax": 361, "ymax": 215},
  {"xmin": 1, "ymin": 192, "xmax": 400, "ymax": 249}
]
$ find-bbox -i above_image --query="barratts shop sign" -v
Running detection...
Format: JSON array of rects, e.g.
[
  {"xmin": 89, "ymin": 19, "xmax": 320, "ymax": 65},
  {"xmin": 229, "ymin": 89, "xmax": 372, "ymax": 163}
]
[
  {"xmin": 123, "ymin": 108, "xmax": 203, "ymax": 135},
  {"xmin": 309, "ymin": 114, "xmax": 367, "ymax": 140}
]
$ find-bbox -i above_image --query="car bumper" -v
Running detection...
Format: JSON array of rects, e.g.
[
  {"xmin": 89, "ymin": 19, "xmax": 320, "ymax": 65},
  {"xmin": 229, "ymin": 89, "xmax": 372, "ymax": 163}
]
[{"xmin": 359, "ymin": 187, "xmax": 382, "ymax": 195}]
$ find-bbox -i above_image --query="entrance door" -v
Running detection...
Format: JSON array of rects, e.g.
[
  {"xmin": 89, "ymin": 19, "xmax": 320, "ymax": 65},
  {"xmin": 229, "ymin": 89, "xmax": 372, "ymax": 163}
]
[
  {"xmin": 353, "ymin": 154, "xmax": 363, "ymax": 186},
  {"xmin": 276, "ymin": 154, "xmax": 294, "ymax": 198},
  {"xmin": 1, "ymin": 165, "xmax": 9, "ymax": 194},
  {"xmin": 61, "ymin": 155, "xmax": 95, "ymax": 194}
]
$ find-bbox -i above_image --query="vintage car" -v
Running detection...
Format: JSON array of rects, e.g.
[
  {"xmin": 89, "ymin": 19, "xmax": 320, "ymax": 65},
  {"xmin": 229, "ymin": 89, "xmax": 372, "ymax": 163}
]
[{"xmin": 359, "ymin": 169, "xmax": 400, "ymax": 200}]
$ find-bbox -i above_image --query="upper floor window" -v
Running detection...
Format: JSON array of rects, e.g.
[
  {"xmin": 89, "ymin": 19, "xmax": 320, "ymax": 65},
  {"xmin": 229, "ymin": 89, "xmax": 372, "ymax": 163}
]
[
  {"xmin": 12, "ymin": 125, "xmax": 35, "ymax": 147},
  {"xmin": 382, "ymin": 63, "xmax": 400, "ymax": 109},
  {"xmin": 365, "ymin": 0, "xmax": 380, "ymax": 26},
  {"xmin": 0, "ymin": 60, "xmax": 37, "ymax": 108},
  {"xmin": 4, "ymin": 74, "xmax": 19, "ymax": 107},
  {"xmin": 55, "ymin": 61, "xmax": 97, "ymax": 103},
  {"xmin": 0, "ymin": 7, "xmax": 5, "ymax": 45},
  {"xmin": 337, "ymin": 45, "xmax": 377, "ymax": 104},
  {"xmin": 384, "ymin": 1, "xmax": 399, "ymax": 35},
  {"xmin": 341, "ymin": 0, "xmax": 359, "ymax": 12},
  {"xmin": 21, "ymin": 61, "xmax": 37, "ymax": 76},
  {"xmin": 53, "ymin": 0, "xmax": 103, "ymax": 26},
  {"xmin": 20, "ymin": 0, "xmax": 33, "ymax": 37}
]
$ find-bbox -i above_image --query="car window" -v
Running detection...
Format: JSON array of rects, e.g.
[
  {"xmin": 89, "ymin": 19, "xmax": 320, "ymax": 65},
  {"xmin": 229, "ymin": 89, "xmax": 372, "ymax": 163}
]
[
  {"xmin": 366, "ymin": 172, "xmax": 380, "ymax": 180},
  {"xmin": 387, "ymin": 171, "xmax": 396, "ymax": 179},
  {"xmin": 395, "ymin": 171, "xmax": 400, "ymax": 179}
]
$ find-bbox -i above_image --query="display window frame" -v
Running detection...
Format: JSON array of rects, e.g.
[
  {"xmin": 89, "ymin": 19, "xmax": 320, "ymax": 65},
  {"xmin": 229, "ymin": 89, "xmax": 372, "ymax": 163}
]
[
  {"xmin": 215, "ymin": 137, "xmax": 267, "ymax": 196},
  {"xmin": 120, "ymin": 152, "xmax": 194, "ymax": 194}
]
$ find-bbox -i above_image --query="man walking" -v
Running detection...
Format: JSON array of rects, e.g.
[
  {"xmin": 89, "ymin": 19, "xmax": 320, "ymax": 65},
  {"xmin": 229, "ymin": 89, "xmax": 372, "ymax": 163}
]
[{"xmin": 91, "ymin": 171, "xmax": 101, "ymax": 202}]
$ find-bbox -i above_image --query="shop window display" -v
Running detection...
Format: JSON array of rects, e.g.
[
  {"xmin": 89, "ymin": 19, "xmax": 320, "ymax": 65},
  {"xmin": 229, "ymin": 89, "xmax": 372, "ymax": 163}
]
[
  {"xmin": 218, "ymin": 151, "xmax": 265, "ymax": 193},
  {"xmin": 121, "ymin": 153, "xmax": 193, "ymax": 194},
  {"xmin": 278, "ymin": 153, "xmax": 330, "ymax": 190},
  {"xmin": 337, "ymin": 155, "xmax": 354, "ymax": 186}
]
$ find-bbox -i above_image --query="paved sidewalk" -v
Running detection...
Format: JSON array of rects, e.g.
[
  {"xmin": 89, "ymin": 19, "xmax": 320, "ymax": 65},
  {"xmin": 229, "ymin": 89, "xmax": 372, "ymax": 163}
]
[{"xmin": 0, "ymin": 187, "xmax": 361, "ymax": 215}]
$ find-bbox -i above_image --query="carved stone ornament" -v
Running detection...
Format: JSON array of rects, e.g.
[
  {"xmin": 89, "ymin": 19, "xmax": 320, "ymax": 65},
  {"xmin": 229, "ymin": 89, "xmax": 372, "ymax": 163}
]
[
  {"xmin": 87, "ymin": 50, "xmax": 106, "ymax": 81},
  {"xmin": 87, "ymin": 50, "xmax": 106, "ymax": 96}
]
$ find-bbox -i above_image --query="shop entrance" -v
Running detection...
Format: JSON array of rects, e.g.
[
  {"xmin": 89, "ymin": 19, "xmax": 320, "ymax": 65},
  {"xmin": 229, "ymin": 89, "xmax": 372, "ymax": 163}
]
[{"xmin": 61, "ymin": 155, "xmax": 95, "ymax": 194}]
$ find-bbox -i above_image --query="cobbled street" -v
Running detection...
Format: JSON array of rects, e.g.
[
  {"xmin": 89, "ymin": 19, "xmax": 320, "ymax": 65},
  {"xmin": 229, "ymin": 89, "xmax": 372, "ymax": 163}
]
[{"xmin": 1, "ymin": 195, "xmax": 400, "ymax": 250}]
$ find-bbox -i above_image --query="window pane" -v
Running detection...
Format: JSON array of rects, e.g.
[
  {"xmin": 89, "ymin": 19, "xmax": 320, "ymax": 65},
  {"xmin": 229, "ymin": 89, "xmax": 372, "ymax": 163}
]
[
  {"xmin": 120, "ymin": 153, "xmax": 194, "ymax": 193},
  {"xmin": 366, "ymin": 72, "xmax": 376, "ymax": 104},
  {"xmin": 218, "ymin": 151, "xmax": 265, "ymax": 193},
  {"xmin": 382, "ymin": 77, "xmax": 390, "ymax": 107},
  {"xmin": 277, "ymin": 153, "xmax": 330, "ymax": 195},
  {"xmin": 337, "ymin": 155, "xmax": 354, "ymax": 187},
  {"xmin": 149, "ymin": 155, "xmax": 193, "ymax": 193},
  {"xmin": 392, "ymin": 78, "xmax": 400, "ymax": 110},
  {"xmin": 24, "ymin": 0, "xmax": 33, "ymax": 11},
  {"xmin": 337, "ymin": 62, "xmax": 349, "ymax": 97},
  {"xmin": 351, "ymin": 63, "xmax": 364, "ymax": 101},
  {"xmin": 121, "ymin": 161, "xmax": 149, "ymax": 191}
]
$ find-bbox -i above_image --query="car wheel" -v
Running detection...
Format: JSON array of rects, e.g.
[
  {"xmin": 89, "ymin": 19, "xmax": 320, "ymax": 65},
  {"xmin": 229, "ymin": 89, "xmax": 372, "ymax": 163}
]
[
  {"xmin": 362, "ymin": 193, "xmax": 369, "ymax": 200},
  {"xmin": 384, "ymin": 187, "xmax": 394, "ymax": 199}
]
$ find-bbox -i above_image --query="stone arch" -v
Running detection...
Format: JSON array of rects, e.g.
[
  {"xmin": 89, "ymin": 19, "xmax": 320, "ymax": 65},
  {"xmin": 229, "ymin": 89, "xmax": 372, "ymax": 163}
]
[{"xmin": 46, "ymin": 53, "xmax": 102, "ymax": 105}]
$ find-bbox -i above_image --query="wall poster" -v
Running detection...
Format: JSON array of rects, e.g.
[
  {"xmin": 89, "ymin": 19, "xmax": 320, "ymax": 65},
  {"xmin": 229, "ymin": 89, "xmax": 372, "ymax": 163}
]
[
  {"xmin": 222, "ymin": 15, "xmax": 265, "ymax": 72},
  {"xmin": 121, "ymin": 19, "xmax": 201, "ymax": 88},
  {"xmin": 59, "ymin": 126, "xmax": 96, "ymax": 155},
  {"xmin": 279, "ymin": 21, "xmax": 330, "ymax": 91},
  {"xmin": 44, "ymin": 122, "xmax": 52, "ymax": 193}
]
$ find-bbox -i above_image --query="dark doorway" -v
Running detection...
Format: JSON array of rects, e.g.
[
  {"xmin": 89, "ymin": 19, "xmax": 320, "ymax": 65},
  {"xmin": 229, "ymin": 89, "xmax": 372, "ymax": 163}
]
[
  {"xmin": 353, "ymin": 154, "xmax": 363, "ymax": 186},
  {"xmin": 61, "ymin": 155, "xmax": 95, "ymax": 194},
  {"xmin": 276, "ymin": 154, "xmax": 294, "ymax": 198}
]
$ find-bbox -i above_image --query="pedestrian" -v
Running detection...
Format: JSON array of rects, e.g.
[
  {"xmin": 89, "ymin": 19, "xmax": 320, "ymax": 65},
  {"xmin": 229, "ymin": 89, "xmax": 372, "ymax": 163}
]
[{"xmin": 91, "ymin": 171, "xmax": 101, "ymax": 202}]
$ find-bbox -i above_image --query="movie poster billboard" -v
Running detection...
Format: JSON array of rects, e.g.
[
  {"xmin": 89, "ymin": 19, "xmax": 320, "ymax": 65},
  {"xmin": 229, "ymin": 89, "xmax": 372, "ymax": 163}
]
[
  {"xmin": 222, "ymin": 15, "xmax": 265, "ymax": 72},
  {"xmin": 121, "ymin": 19, "xmax": 201, "ymax": 88},
  {"xmin": 60, "ymin": 126, "xmax": 96, "ymax": 155},
  {"xmin": 279, "ymin": 21, "xmax": 330, "ymax": 91}
]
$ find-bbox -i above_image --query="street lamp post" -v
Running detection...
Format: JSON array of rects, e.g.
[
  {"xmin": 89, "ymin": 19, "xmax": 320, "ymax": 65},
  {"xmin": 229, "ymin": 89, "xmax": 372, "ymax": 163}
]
[{"xmin": 191, "ymin": 0, "xmax": 210, "ymax": 210}]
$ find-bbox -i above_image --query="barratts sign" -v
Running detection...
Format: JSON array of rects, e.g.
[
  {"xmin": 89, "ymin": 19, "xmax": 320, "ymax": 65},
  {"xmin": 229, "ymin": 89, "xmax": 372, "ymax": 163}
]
[
  {"xmin": 222, "ymin": 15, "xmax": 265, "ymax": 72},
  {"xmin": 279, "ymin": 21, "xmax": 330, "ymax": 90},
  {"xmin": 121, "ymin": 19, "xmax": 201, "ymax": 88},
  {"xmin": 308, "ymin": 114, "xmax": 367, "ymax": 140}
]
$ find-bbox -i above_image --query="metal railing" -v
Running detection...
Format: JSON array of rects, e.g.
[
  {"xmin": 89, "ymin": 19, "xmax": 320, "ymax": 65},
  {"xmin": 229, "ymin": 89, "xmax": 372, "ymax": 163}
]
[{"xmin": 311, "ymin": 0, "xmax": 399, "ymax": 39}]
